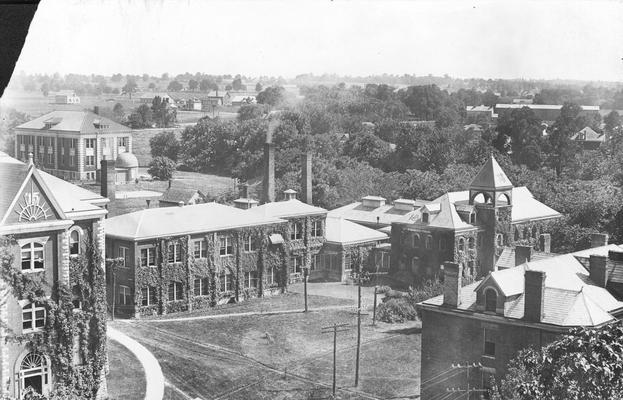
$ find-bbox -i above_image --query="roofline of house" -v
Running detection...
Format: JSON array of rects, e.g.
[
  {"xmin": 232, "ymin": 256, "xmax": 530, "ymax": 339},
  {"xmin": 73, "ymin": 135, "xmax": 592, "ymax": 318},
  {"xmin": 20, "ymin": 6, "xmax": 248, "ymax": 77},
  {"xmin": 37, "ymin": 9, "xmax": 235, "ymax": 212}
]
[
  {"xmin": 260, "ymin": 211, "xmax": 328, "ymax": 219},
  {"xmin": 0, "ymin": 219, "xmax": 74, "ymax": 235},
  {"xmin": 105, "ymin": 219, "xmax": 288, "ymax": 242},
  {"xmin": 325, "ymin": 236, "xmax": 387, "ymax": 246},
  {"xmin": 511, "ymin": 213, "xmax": 562, "ymax": 224},
  {"xmin": 65, "ymin": 209, "xmax": 108, "ymax": 220},
  {"xmin": 416, "ymin": 301, "xmax": 616, "ymax": 331}
]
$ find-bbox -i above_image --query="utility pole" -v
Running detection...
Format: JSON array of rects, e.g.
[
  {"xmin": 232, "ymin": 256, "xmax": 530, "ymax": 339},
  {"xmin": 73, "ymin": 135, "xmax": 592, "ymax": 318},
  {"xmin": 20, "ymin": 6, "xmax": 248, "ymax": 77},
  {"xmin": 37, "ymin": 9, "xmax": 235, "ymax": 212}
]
[
  {"xmin": 354, "ymin": 249, "xmax": 363, "ymax": 387},
  {"xmin": 303, "ymin": 266, "xmax": 308, "ymax": 312},
  {"xmin": 321, "ymin": 323, "xmax": 350, "ymax": 397},
  {"xmin": 447, "ymin": 362, "xmax": 487, "ymax": 399}
]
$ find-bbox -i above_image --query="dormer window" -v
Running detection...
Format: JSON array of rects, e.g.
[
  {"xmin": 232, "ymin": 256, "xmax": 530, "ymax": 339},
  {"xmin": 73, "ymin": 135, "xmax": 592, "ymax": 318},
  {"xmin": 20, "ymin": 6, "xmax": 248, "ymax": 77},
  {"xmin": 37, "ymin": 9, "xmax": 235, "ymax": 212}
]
[
  {"xmin": 422, "ymin": 213, "xmax": 429, "ymax": 223},
  {"xmin": 469, "ymin": 213, "xmax": 476, "ymax": 224},
  {"xmin": 484, "ymin": 288, "xmax": 497, "ymax": 312}
]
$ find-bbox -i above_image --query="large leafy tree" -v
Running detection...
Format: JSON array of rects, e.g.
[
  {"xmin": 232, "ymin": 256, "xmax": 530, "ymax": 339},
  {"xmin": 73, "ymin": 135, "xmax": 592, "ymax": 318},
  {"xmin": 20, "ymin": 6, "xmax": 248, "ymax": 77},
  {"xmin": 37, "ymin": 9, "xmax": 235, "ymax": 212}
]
[
  {"xmin": 149, "ymin": 131, "xmax": 180, "ymax": 161},
  {"xmin": 547, "ymin": 102, "xmax": 583, "ymax": 177},
  {"xmin": 127, "ymin": 104, "xmax": 153, "ymax": 129},
  {"xmin": 148, "ymin": 156, "xmax": 176, "ymax": 180},
  {"xmin": 496, "ymin": 106, "xmax": 544, "ymax": 169},
  {"xmin": 167, "ymin": 80, "xmax": 183, "ymax": 92},
  {"xmin": 493, "ymin": 323, "xmax": 623, "ymax": 400},
  {"xmin": 257, "ymin": 86, "xmax": 286, "ymax": 106},
  {"xmin": 121, "ymin": 80, "xmax": 138, "ymax": 99},
  {"xmin": 151, "ymin": 96, "xmax": 176, "ymax": 128}
]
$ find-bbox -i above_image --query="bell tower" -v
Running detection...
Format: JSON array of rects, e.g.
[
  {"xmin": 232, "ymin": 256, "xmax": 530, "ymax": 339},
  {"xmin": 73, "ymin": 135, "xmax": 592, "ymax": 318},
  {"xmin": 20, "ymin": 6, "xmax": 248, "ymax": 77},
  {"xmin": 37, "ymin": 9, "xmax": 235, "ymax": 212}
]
[{"xmin": 470, "ymin": 155, "xmax": 514, "ymax": 275}]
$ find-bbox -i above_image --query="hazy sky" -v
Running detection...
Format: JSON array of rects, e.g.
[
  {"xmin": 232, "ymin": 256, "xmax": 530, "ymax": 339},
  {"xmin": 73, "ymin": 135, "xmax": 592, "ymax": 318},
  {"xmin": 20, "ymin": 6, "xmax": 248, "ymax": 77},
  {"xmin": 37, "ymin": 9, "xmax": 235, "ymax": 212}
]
[{"xmin": 12, "ymin": 0, "xmax": 623, "ymax": 81}]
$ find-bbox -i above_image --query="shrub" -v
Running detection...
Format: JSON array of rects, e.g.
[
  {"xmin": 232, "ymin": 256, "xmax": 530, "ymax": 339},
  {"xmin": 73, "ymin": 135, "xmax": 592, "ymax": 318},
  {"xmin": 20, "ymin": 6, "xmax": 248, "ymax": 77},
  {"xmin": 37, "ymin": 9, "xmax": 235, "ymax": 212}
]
[
  {"xmin": 377, "ymin": 297, "xmax": 417, "ymax": 323},
  {"xmin": 147, "ymin": 156, "xmax": 176, "ymax": 180}
]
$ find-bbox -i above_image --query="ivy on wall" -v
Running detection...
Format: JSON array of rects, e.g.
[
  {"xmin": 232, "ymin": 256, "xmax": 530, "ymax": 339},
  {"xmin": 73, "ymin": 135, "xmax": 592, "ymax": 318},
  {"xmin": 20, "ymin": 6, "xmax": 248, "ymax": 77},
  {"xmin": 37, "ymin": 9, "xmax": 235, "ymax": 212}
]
[{"xmin": 0, "ymin": 232, "xmax": 107, "ymax": 399}]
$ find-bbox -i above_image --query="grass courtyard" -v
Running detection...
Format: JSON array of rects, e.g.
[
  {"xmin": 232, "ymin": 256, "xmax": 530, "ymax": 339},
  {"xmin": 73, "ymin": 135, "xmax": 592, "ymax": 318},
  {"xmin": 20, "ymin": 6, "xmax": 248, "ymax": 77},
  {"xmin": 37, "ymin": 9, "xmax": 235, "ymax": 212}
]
[
  {"xmin": 111, "ymin": 290, "xmax": 421, "ymax": 400},
  {"xmin": 106, "ymin": 339, "xmax": 146, "ymax": 400}
]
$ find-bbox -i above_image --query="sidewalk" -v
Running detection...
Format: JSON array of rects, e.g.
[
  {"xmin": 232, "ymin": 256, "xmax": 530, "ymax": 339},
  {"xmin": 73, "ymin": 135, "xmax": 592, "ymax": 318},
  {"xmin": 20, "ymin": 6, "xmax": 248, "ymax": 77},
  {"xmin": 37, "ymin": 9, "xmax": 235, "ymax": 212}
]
[{"xmin": 108, "ymin": 326, "xmax": 165, "ymax": 400}]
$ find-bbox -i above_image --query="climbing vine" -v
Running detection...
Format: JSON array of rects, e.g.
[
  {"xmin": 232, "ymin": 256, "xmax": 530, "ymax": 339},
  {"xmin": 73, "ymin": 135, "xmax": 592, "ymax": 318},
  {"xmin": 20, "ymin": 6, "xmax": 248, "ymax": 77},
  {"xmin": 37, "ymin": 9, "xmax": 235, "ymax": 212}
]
[{"xmin": 0, "ymin": 231, "xmax": 107, "ymax": 399}]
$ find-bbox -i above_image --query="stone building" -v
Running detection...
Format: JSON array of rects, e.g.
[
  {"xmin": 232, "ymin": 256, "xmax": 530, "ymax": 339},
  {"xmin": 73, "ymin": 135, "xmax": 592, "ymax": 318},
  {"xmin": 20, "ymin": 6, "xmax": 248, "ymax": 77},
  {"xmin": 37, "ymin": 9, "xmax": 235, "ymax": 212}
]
[
  {"xmin": 390, "ymin": 155, "xmax": 561, "ymax": 280},
  {"xmin": 417, "ymin": 243, "xmax": 623, "ymax": 400},
  {"xmin": 14, "ymin": 110, "xmax": 133, "ymax": 182},
  {"xmin": 0, "ymin": 152, "xmax": 109, "ymax": 398}
]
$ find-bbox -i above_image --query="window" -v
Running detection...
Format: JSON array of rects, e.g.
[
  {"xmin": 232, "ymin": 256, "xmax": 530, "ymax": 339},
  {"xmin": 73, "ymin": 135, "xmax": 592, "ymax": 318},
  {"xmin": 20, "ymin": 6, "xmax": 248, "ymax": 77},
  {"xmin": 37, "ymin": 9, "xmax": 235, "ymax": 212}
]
[
  {"xmin": 483, "ymin": 329, "xmax": 496, "ymax": 358},
  {"xmin": 496, "ymin": 234, "xmax": 504, "ymax": 246},
  {"xmin": 72, "ymin": 285, "xmax": 82, "ymax": 310},
  {"xmin": 85, "ymin": 155, "xmax": 95, "ymax": 167},
  {"xmin": 22, "ymin": 302, "xmax": 46, "ymax": 332},
  {"xmin": 244, "ymin": 271, "xmax": 258, "ymax": 288},
  {"xmin": 21, "ymin": 242, "xmax": 44, "ymax": 271},
  {"xmin": 458, "ymin": 237, "xmax": 465, "ymax": 252},
  {"xmin": 311, "ymin": 220, "xmax": 323, "ymax": 238},
  {"xmin": 438, "ymin": 238, "xmax": 447, "ymax": 250},
  {"xmin": 469, "ymin": 213, "xmax": 476, "ymax": 224},
  {"xmin": 290, "ymin": 223, "xmax": 303, "ymax": 240},
  {"xmin": 266, "ymin": 267, "xmax": 275, "ymax": 285},
  {"xmin": 168, "ymin": 281, "xmax": 183, "ymax": 301},
  {"xmin": 140, "ymin": 247, "xmax": 156, "ymax": 267},
  {"xmin": 485, "ymin": 288, "xmax": 497, "ymax": 312},
  {"xmin": 69, "ymin": 230, "xmax": 80, "ymax": 255},
  {"xmin": 219, "ymin": 236, "xmax": 233, "ymax": 256},
  {"xmin": 468, "ymin": 237, "xmax": 475, "ymax": 249},
  {"xmin": 85, "ymin": 138, "xmax": 96, "ymax": 149},
  {"xmin": 243, "ymin": 236, "xmax": 256, "ymax": 252},
  {"xmin": 118, "ymin": 246, "xmax": 129, "ymax": 267},
  {"xmin": 141, "ymin": 286, "xmax": 157, "ymax": 306},
  {"xmin": 168, "ymin": 242, "xmax": 182, "ymax": 263},
  {"xmin": 290, "ymin": 256, "xmax": 303, "ymax": 274},
  {"xmin": 118, "ymin": 285, "xmax": 131, "ymax": 305},
  {"xmin": 193, "ymin": 240, "xmax": 207, "ymax": 258},
  {"xmin": 425, "ymin": 236, "xmax": 432, "ymax": 249},
  {"xmin": 413, "ymin": 234, "xmax": 420, "ymax": 248},
  {"xmin": 194, "ymin": 277, "xmax": 209, "ymax": 296},
  {"xmin": 219, "ymin": 272, "xmax": 231, "ymax": 292},
  {"xmin": 118, "ymin": 137, "xmax": 129, "ymax": 148},
  {"xmin": 310, "ymin": 254, "xmax": 318, "ymax": 271}
]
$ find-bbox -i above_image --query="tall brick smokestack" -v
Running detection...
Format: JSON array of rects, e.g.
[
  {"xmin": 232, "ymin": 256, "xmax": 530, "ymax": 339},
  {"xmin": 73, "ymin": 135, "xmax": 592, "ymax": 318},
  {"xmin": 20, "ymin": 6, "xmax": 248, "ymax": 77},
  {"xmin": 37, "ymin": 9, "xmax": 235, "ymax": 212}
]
[
  {"xmin": 301, "ymin": 146, "xmax": 312, "ymax": 205},
  {"xmin": 100, "ymin": 157, "xmax": 115, "ymax": 200},
  {"xmin": 261, "ymin": 119, "xmax": 278, "ymax": 204}
]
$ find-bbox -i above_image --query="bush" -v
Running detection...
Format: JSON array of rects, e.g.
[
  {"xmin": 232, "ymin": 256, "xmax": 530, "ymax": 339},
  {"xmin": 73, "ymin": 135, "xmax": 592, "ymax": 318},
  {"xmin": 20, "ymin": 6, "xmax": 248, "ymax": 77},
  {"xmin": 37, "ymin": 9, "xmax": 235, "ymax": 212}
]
[
  {"xmin": 377, "ymin": 297, "xmax": 417, "ymax": 323},
  {"xmin": 147, "ymin": 156, "xmax": 176, "ymax": 180}
]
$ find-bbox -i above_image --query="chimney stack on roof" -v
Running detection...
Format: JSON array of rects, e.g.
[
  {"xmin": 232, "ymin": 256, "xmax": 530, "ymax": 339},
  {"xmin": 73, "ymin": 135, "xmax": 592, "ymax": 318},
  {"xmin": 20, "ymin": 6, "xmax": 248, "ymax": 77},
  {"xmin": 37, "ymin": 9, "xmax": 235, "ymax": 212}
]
[
  {"xmin": 238, "ymin": 182, "xmax": 249, "ymax": 199},
  {"xmin": 27, "ymin": 152, "xmax": 34, "ymax": 166},
  {"xmin": 539, "ymin": 233, "xmax": 551, "ymax": 253},
  {"xmin": 515, "ymin": 245, "xmax": 533, "ymax": 267},
  {"xmin": 524, "ymin": 270, "xmax": 546, "ymax": 322},
  {"xmin": 589, "ymin": 254, "xmax": 609, "ymax": 288},
  {"xmin": 283, "ymin": 189, "xmax": 297, "ymax": 201},
  {"xmin": 233, "ymin": 198, "xmax": 258, "ymax": 209},
  {"xmin": 443, "ymin": 262, "xmax": 462, "ymax": 308},
  {"xmin": 100, "ymin": 157, "xmax": 116, "ymax": 200},
  {"xmin": 591, "ymin": 233, "xmax": 609, "ymax": 248}
]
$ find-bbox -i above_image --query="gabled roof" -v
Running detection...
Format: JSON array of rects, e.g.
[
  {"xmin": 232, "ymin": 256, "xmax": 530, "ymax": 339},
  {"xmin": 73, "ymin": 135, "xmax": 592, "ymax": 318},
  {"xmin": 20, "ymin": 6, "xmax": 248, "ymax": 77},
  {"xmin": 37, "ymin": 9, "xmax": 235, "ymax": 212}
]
[
  {"xmin": 159, "ymin": 187, "xmax": 205, "ymax": 204},
  {"xmin": 469, "ymin": 155, "xmax": 513, "ymax": 191},
  {"xmin": 495, "ymin": 247, "xmax": 556, "ymax": 270},
  {"xmin": 423, "ymin": 194, "xmax": 474, "ymax": 231},
  {"xmin": 250, "ymin": 199, "xmax": 327, "ymax": 219},
  {"xmin": 571, "ymin": 126, "xmax": 606, "ymax": 142},
  {"xmin": 16, "ymin": 111, "xmax": 131, "ymax": 134},
  {"xmin": 104, "ymin": 202, "xmax": 286, "ymax": 241},
  {"xmin": 325, "ymin": 216, "xmax": 388, "ymax": 245}
]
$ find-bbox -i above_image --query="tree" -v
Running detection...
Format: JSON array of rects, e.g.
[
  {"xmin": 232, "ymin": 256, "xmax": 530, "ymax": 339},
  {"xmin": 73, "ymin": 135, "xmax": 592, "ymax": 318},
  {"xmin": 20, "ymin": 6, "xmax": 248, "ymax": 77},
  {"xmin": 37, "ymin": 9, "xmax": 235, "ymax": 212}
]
[
  {"xmin": 232, "ymin": 76, "xmax": 242, "ymax": 91},
  {"xmin": 111, "ymin": 73, "xmax": 123, "ymax": 82},
  {"xmin": 148, "ymin": 82, "xmax": 156, "ymax": 91},
  {"xmin": 40, "ymin": 83, "xmax": 49, "ymax": 97},
  {"xmin": 112, "ymin": 103, "xmax": 125, "ymax": 122},
  {"xmin": 225, "ymin": 84, "xmax": 233, "ymax": 91},
  {"xmin": 494, "ymin": 323, "xmax": 623, "ymax": 400},
  {"xmin": 127, "ymin": 104, "xmax": 153, "ymax": 129},
  {"xmin": 151, "ymin": 96, "xmax": 176, "ymax": 128},
  {"xmin": 148, "ymin": 156, "xmax": 176, "ymax": 180},
  {"xmin": 142, "ymin": 73, "xmax": 149, "ymax": 82},
  {"xmin": 343, "ymin": 131, "xmax": 392, "ymax": 169},
  {"xmin": 547, "ymin": 102, "xmax": 582, "ymax": 177},
  {"xmin": 200, "ymin": 78, "xmax": 217, "ymax": 92},
  {"xmin": 121, "ymin": 80, "xmax": 138, "ymax": 99},
  {"xmin": 149, "ymin": 131, "xmax": 180, "ymax": 161},
  {"xmin": 238, "ymin": 104, "xmax": 267, "ymax": 121},
  {"xmin": 496, "ymin": 106, "xmax": 545, "ymax": 169},
  {"xmin": 604, "ymin": 110, "xmax": 621, "ymax": 134},
  {"xmin": 161, "ymin": 72, "xmax": 169, "ymax": 81},
  {"xmin": 167, "ymin": 80, "xmax": 183, "ymax": 92},
  {"xmin": 257, "ymin": 86, "xmax": 285, "ymax": 106},
  {"xmin": 255, "ymin": 82, "xmax": 263, "ymax": 92},
  {"xmin": 188, "ymin": 79, "xmax": 198, "ymax": 91}
]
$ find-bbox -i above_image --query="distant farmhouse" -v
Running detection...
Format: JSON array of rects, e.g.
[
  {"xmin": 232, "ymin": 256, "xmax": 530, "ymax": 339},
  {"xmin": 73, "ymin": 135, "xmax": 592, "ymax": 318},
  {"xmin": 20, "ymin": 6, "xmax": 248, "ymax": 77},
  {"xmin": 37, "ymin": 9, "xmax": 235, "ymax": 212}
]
[
  {"xmin": 494, "ymin": 103, "xmax": 600, "ymax": 122},
  {"xmin": 571, "ymin": 126, "xmax": 606, "ymax": 150},
  {"xmin": 139, "ymin": 92, "xmax": 175, "ymax": 105},
  {"xmin": 53, "ymin": 90, "xmax": 80, "ymax": 104},
  {"xmin": 230, "ymin": 94, "xmax": 256, "ymax": 106},
  {"xmin": 203, "ymin": 90, "xmax": 231, "ymax": 107},
  {"xmin": 465, "ymin": 105, "xmax": 495, "ymax": 120},
  {"xmin": 14, "ymin": 110, "xmax": 136, "ymax": 182},
  {"xmin": 418, "ymin": 240, "xmax": 623, "ymax": 399}
]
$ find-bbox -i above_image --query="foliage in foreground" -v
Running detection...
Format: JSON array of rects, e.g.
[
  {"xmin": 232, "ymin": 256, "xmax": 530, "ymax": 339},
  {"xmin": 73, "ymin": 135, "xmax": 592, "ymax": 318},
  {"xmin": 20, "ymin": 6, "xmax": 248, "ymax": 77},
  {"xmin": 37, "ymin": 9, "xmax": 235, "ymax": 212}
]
[
  {"xmin": 148, "ymin": 156, "xmax": 176, "ymax": 180},
  {"xmin": 377, "ymin": 279, "xmax": 444, "ymax": 323},
  {"xmin": 491, "ymin": 323, "xmax": 623, "ymax": 400}
]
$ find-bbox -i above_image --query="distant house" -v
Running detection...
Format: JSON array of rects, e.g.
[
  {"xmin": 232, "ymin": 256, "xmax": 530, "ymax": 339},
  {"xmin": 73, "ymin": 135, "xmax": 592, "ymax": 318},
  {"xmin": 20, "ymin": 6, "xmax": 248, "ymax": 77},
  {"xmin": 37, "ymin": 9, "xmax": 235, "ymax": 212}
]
[
  {"xmin": 186, "ymin": 98, "xmax": 202, "ymax": 111},
  {"xmin": 512, "ymin": 98, "xmax": 533, "ymax": 105},
  {"xmin": 158, "ymin": 186, "xmax": 207, "ymax": 207},
  {"xmin": 203, "ymin": 90, "xmax": 231, "ymax": 106},
  {"xmin": 466, "ymin": 105, "xmax": 495, "ymax": 119},
  {"xmin": 495, "ymin": 104, "xmax": 600, "ymax": 122},
  {"xmin": 54, "ymin": 90, "xmax": 80, "ymax": 104},
  {"xmin": 139, "ymin": 92, "xmax": 174, "ymax": 104},
  {"xmin": 571, "ymin": 126, "xmax": 606, "ymax": 150},
  {"xmin": 230, "ymin": 95, "xmax": 256, "ymax": 106}
]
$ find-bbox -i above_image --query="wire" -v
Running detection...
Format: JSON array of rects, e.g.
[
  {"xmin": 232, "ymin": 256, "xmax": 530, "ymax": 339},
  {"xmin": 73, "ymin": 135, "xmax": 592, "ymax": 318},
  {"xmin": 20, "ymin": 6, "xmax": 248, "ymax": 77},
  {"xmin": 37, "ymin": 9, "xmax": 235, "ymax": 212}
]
[{"xmin": 420, "ymin": 366, "xmax": 458, "ymax": 386}]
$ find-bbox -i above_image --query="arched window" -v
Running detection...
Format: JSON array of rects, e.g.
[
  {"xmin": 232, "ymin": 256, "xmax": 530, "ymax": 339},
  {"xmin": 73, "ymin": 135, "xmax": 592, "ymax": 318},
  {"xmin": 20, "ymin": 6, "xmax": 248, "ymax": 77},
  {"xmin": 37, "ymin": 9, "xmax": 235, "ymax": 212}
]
[
  {"xmin": 485, "ymin": 288, "xmax": 497, "ymax": 312},
  {"xmin": 425, "ymin": 236, "xmax": 432, "ymax": 249},
  {"xmin": 468, "ymin": 237, "xmax": 475, "ymax": 249},
  {"xmin": 413, "ymin": 234, "xmax": 420, "ymax": 248},
  {"xmin": 18, "ymin": 353, "xmax": 50, "ymax": 396},
  {"xmin": 458, "ymin": 237, "xmax": 465, "ymax": 252},
  {"xmin": 22, "ymin": 302, "xmax": 46, "ymax": 332},
  {"xmin": 69, "ymin": 230, "xmax": 80, "ymax": 255},
  {"xmin": 496, "ymin": 234, "xmax": 504, "ymax": 246},
  {"xmin": 21, "ymin": 242, "xmax": 44, "ymax": 271}
]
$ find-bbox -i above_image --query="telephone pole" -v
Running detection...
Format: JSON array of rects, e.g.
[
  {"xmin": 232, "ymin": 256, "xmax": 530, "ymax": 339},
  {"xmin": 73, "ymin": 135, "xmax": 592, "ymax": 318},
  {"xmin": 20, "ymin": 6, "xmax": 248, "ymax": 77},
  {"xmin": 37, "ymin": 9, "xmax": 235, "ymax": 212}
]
[
  {"xmin": 446, "ymin": 362, "xmax": 487, "ymax": 399},
  {"xmin": 321, "ymin": 323, "xmax": 350, "ymax": 397}
]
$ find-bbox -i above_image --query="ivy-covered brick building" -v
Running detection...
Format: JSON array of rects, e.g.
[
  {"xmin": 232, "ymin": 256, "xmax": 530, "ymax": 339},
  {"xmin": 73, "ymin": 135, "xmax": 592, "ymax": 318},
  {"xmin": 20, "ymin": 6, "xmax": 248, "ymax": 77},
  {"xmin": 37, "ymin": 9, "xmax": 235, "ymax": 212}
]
[
  {"xmin": 390, "ymin": 155, "xmax": 561, "ymax": 280},
  {"xmin": 0, "ymin": 152, "xmax": 109, "ymax": 399}
]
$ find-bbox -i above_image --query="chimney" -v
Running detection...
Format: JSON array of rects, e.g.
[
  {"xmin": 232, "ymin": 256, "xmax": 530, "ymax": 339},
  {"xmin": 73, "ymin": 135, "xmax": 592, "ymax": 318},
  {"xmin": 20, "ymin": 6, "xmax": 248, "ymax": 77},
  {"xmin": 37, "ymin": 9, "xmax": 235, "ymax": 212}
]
[
  {"xmin": 100, "ymin": 157, "xmax": 116, "ymax": 200},
  {"xmin": 168, "ymin": 179, "xmax": 173, "ymax": 189},
  {"xmin": 27, "ymin": 152, "xmax": 34, "ymax": 166},
  {"xmin": 177, "ymin": 201, "xmax": 185, "ymax": 207},
  {"xmin": 589, "ymin": 254, "xmax": 608, "ymax": 288},
  {"xmin": 239, "ymin": 182, "xmax": 249, "ymax": 199},
  {"xmin": 539, "ymin": 233, "xmax": 551, "ymax": 253},
  {"xmin": 515, "ymin": 245, "xmax": 533, "ymax": 267},
  {"xmin": 93, "ymin": 106, "xmax": 100, "ymax": 115},
  {"xmin": 524, "ymin": 270, "xmax": 546, "ymax": 322},
  {"xmin": 233, "ymin": 198, "xmax": 258, "ymax": 209},
  {"xmin": 590, "ymin": 233, "xmax": 609, "ymax": 248},
  {"xmin": 443, "ymin": 262, "xmax": 462, "ymax": 308},
  {"xmin": 283, "ymin": 189, "xmax": 297, "ymax": 201},
  {"xmin": 261, "ymin": 142, "xmax": 275, "ymax": 203},
  {"xmin": 301, "ymin": 148, "xmax": 312, "ymax": 204}
]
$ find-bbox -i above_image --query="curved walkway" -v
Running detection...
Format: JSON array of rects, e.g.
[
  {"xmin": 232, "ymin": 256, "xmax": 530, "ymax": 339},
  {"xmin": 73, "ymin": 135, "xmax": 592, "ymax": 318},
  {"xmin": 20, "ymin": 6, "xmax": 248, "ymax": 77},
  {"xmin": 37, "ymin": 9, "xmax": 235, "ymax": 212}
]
[{"xmin": 108, "ymin": 326, "xmax": 165, "ymax": 400}]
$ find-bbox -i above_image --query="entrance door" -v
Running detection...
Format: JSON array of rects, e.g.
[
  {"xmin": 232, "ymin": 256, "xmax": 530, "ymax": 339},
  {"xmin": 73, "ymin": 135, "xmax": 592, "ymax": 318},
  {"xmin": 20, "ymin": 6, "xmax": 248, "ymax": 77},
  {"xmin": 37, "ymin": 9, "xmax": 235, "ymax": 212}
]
[
  {"xmin": 18, "ymin": 353, "xmax": 50, "ymax": 398},
  {"xmin": 23, "ymin": 375, "xmax": 42, "ymax": 394}
]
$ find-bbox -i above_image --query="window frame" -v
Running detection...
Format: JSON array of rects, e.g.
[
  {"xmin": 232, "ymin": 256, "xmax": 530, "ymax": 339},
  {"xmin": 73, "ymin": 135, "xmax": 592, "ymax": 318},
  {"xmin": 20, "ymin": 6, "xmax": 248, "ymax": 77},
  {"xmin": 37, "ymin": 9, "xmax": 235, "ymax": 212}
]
[
  {"xmin": 20, "ymin": 241, "xmax": 45, "ymax": 272},
  {"xmin": 69, "ymin": 228, "xmax": 81, "ymax": 256},
  {"xmin": 118, "ymin": 246, "xmax": 129, "ymax": 267},
  {"xmin": 168, "ymin": 281, "xmax": 183, "ymax": 301},
  {"xmin": 167, "ymin": 242, "xmax": 182, "ymax": 263},
  {"xmin": 483, "ymin": 328, "xmax": 496, "ymax": 358},
  {"xmin": 290, "ymin": 222, "xmax": 303, "ymax": 240},
  {"xmin": 243, "ymin": 236, "xmax": 256, "ymax": 252},
  {"xmin": 194, "ymin": 277, "xmax": 209, "ymax": 296},
  {"xmin": 219, "ymin": 235, "xmax": 233, "ymax": 257},
  {"xmin": 141, "ymin": 286, "xmax": 157, "ymax": 306},
  {"xmin": 140, "ymin": 247, "xmax": 156, "ymax": 267},
  {"xmin": 22, "ymin": 302, "xmax": 46, "ymax": 333},
  {"xmin": 193, "ymin": 239, "xmax": 207, "ymax": 259},
  {"xmin": 118, "ymin": 285, "xmax": 132, "ymax": 305},
  {"xmin": 311, "ymin": 220, "xmax": 323, "ymax": 238}
]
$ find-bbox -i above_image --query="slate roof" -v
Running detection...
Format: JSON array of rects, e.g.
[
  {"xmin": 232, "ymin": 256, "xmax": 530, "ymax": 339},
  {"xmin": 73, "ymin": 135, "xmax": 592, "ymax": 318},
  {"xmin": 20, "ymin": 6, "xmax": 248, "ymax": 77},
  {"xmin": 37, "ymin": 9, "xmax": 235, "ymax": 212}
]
[
  {"xmin": 16, "ymin": 111, "xmax": 131, "ymax": 134},
  {"xmin": 571, "ymin": 126, "xmax": 606, "ymax": 142},
  {"xmin": 324, "ymin": 216, "xmax": 389, "ymax": 245},
  {"xmin": 495, "ymin": 247, "xmax": 556, "ymax": 270},
  {"xmin": 422, "ymin": 246, "xmax": 623, "ymax": 327},
  {"xmin": 469, "ymin": 155, "xmax": 513, "ymax": 191},
  {"xmin": 328, "ymin": 199, "xmax": 426, "ymax": 227},
  {"xmin": 104, "ymin": 202, "xmax": 286, "ymax": 240},
  {"xmin": 250, "ymin": 199, "xmax": 327, "ymax": 219},
  {"xmin": 422, "ymin": 194, "xmax": 474, "ymax": 231}
]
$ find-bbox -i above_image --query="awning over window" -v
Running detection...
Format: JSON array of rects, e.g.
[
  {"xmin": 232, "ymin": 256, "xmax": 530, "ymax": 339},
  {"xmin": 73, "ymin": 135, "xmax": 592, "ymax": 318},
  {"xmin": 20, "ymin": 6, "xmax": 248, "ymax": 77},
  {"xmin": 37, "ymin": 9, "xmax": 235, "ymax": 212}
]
[{"xmin": 269, "ymin": 233, "xmax": 284, "ymax": 245}]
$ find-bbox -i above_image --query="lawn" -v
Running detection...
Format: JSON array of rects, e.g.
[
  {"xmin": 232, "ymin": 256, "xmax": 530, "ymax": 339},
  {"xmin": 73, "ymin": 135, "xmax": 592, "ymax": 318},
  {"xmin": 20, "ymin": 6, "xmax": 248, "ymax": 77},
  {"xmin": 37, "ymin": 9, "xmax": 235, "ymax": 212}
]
[
  {"xmin": 106, "ymin": 338, "xmax": 146, "ymax": 400},
  {"xmin": 112, "ymin": 296, "xmax": 421, "ymax": 400}
]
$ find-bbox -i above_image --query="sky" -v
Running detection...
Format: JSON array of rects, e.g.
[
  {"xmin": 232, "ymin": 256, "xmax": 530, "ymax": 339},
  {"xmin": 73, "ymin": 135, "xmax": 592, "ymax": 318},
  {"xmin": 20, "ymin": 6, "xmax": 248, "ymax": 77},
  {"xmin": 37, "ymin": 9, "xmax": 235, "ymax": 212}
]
[{"xmin": 12, "ymin": 0, "xmax": 623, "ymax": 81}]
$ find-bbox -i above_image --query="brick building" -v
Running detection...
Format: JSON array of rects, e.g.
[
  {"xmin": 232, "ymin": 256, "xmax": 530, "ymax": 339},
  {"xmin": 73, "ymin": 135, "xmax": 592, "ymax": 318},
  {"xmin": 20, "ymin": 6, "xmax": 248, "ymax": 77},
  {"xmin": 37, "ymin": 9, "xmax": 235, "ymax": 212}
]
[
  {"xmin": 14, "ymin": 110, "xmax": 133, "ymax": 182},
  {"xmin": 390, "ymin": 155, "xmax": 561, "ymax": 280},
  {"xmin": 417, "ymin": 244, "xmax": 623, "ymax": 400},
  {"xmin": 0, "ymin": 152, "xmax": 108, "ymax": 398}
]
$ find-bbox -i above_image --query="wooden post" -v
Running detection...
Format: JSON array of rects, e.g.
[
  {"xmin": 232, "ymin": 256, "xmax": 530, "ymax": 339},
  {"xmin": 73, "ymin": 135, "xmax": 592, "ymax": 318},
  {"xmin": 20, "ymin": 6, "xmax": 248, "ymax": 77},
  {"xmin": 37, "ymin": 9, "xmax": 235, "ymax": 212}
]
[
  {"xmin": 111, "ymin": 269, "xmax": 116, "ymax": 321},
  {"xmin": 304, "ymin": 267, "xmax": 308, "ymax": 312},
  {"xmin": 332, "ymin": 323, "xmax": 337, "ymax": 396},
  {"xmin": 355, "ymin": 279, "xmax": 361, "ymax": 387},
  {"xmin": 372, "ymin": 286, "xmax": 378, "ymax": 326}
]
